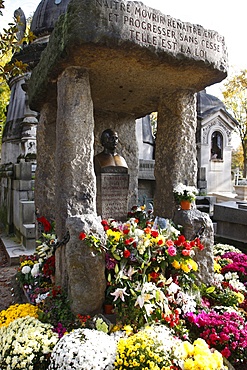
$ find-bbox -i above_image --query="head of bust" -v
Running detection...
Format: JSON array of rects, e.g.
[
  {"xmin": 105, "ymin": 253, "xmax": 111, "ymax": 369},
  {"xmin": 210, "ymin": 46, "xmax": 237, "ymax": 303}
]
[{"xmin": 100, "ymin": 129, "xmax": 118, "ymax": 153}]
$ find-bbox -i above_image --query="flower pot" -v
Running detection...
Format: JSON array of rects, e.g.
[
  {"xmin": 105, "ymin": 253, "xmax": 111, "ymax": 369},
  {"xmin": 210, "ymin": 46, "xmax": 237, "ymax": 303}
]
[
  {"xmin": 180, "ymin": 200, "xmax": 192, "ymax": 210},
  {"xmin": 104, "ymin": 304, "xmax": 114, "ymax": 314}
]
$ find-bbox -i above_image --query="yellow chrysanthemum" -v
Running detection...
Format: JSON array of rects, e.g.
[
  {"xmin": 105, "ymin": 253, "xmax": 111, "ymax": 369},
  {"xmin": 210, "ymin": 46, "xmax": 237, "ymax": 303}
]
[
  {"xmin": 182, "ymin": 341, "xmax": 194, "ymax": 357},
  {"xmin": 0, "ymin": 303, "xmax": 39, "ymax": 327},
  {"xmin": 184, "ymin": 358, "xmax": 195, "ymax": 370}
]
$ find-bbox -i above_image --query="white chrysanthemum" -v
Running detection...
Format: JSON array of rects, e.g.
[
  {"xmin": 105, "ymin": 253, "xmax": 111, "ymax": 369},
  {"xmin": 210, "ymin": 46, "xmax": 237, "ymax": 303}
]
[
  {"xmin": 0, "ymin": 316, "xmax": 58, "ymax": 370},
  {"xmin": 48, "ymin": 328, "xmax": 117, "ymax": 370}
]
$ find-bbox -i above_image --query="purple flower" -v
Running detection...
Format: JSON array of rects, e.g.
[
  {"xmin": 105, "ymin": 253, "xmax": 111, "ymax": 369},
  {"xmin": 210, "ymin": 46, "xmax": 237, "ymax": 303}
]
[{"xmin": 105, "ymin": 252, "xmax": 118, "ymax": 270}]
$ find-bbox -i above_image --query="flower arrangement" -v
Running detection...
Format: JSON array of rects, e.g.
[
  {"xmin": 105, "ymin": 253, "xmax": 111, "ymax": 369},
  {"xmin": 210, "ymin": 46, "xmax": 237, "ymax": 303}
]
[
  {"xmin": 115, "ymin": 325, "xmax": 182, "ymax": 370},
  {"xmin": 173, "ymin": 183, "xmax": 198, "ymax": 203},
  {"xmin": 48, "ymin": 328, "xmax": 117, "ymax": 370},
  {"xmin": 5, "ymin": 208, "xmax": 247, "ymax": 369},
  {"xmin": 0, "ymin": 316, "xmax": 59, "ymax": 370},
  {"xmin": 180, "ymin": 338, "xmax": 226, "ymax": 370},
  {"xmin": 186, "ymin": 309, "xmax": 247, "ymax": 367},
  {"xmin": 80, "ymin": 206, "xmax": 204, "ymax": 331},
  {"xmin": 15, "ymin": 216, "xmax": 58, "ymax": 305}
]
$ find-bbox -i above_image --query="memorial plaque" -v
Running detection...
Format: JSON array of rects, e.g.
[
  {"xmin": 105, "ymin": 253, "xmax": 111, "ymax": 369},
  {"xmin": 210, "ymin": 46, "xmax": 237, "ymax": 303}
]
[{"xmin": 96, "ymin": 171, "xmax": 129, "ymax": 221}]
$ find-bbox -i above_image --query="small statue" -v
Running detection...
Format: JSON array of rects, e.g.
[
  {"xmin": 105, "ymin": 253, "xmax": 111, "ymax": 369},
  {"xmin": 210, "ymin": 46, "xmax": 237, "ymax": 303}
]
[
  {"xmin": 14, "ymin": 8, "xmax": 26, "ymax": 43},
  {"xmin": 94, "ymin": 129, "xmax": 128, "ymax": 174}
]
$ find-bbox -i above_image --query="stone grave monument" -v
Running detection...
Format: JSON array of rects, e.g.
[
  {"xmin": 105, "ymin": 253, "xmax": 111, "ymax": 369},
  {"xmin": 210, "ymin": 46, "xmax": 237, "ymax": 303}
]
[
  {"xmin": 28, "ymin": 0, "xmax": 228, "ymax": 314},
  {"xmin": 94, "ymin": 129, "xmax": 129, "ymax": 221}
]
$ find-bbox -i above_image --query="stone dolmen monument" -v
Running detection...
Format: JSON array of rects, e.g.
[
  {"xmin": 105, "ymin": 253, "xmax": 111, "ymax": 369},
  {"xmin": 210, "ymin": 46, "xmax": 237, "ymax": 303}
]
[{"xmin": 27, "ymin": 0, "xmax": 228, "ymax": 314}]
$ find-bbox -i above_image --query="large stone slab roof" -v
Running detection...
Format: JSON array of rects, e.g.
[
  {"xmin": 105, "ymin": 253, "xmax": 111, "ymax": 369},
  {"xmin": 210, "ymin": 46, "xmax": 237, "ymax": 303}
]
[{"xmin": 29, "ymin": 0, "xmax": 228, "ymax": 117}]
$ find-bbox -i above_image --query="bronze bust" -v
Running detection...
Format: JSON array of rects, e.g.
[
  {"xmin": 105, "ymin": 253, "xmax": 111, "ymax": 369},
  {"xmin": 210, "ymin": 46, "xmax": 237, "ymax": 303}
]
[{"xmin": 94, "ymin": 129, "xmax": 128, "ymax": 174}]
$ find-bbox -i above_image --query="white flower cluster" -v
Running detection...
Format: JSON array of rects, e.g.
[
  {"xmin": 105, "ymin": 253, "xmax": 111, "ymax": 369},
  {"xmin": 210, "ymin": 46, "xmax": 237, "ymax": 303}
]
[
  {"xmin": 48, "ymin": 328, "xmax": 117, "ymax": 370},
  {"xmin": 213, "ymin": 243, "xmax": 242, "ymax": 256},
  {"xmin": 21, "ymin": 262, "xmax": 42, "ymax": 277},
  {"xmin": 173, "ymin": 183, "xmax": 198, "ymax": 199},
  {"xmin": 0, "ymin": 316, "xmax": 59, "ymax": 370},
  {"xmin": 224, "ymin": 271, "xmax": 247, "ymax": 292}
]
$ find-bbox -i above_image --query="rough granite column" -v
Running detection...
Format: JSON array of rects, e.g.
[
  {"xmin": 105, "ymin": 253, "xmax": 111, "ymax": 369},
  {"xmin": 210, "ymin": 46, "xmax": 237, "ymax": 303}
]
[
  {"xmin": 35, "ymin": 101, "xmax": 57, "ymax": 223},
  {"xmin": 154, "ymin": 91, "xmax": 197, "ymax": 219},
  {"xmin": 55, "ymin": 66, "xmax": 106, "ymax": 314}
]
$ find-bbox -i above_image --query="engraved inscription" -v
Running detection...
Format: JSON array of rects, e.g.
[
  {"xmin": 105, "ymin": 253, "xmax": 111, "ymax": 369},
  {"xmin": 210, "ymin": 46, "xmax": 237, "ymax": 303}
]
[
  {"xmin": 95, "ymin": 0, "xmax": 226, "ymax": 61},
  {"xmin": 97, "ymin": 172, "xmax": 129, "ymax": 220}
]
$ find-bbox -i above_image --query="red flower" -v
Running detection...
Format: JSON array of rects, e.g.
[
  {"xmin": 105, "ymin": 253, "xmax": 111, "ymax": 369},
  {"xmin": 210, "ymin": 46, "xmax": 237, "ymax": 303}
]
[
  {"xmin": 182, "ymin": 249, "xmax": 191, "ymax": 256},
  {"xmin": 123, "ymin": 228, "xmax": 130, "ymax": 235},
  {"xmin": 221, "ymin": 347, "xmax": 231, "ymax": 359},
  {"xmin": 194, "ymin": 237, "xmax": 204, "ymax": 250},
  {"xmin": 43, "ymin": 255, "xmax": 55, "ymax": 277},
  {"xmin": 37, "ymin": 216, "xmax": 52, "ymax": 232},
  {"xmin": 174, "ymin": 235, "xmax": 186, "ymax": 245},
  {"xmin": 151, "ymin": 230, "xmax": 159, "ymax": 238},
  {"xmin": 149, "ymin": 271, "xmax": 160, "ymax": 282},
  {"xmin": 124, "ymin": 238, "xmax": 134, "ymax": 245},
  {"xmin": 101, "ymin": 219, "xmax": 108, "ymax": 226},
  {"xmin": 79, "ymin": 232, "xmax": 86, "ymax": 240},
  {"xmin": 183, "ymin": 242, "xmax": 192, "ymax": 250},
  {"xmin": 123, "ymin": 249, "xmax": 131, "ymax": 258}
]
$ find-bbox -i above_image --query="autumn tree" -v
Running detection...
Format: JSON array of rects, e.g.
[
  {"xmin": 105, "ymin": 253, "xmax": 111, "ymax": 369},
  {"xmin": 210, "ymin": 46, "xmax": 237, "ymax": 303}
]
[{"xmin": 222, "ymin": 69, "xmax": 247, "ymax": 177}]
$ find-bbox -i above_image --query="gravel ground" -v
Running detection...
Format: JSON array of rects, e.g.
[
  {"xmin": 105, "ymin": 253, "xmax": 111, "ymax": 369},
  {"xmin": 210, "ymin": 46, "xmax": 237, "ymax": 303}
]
[{"xmin": 0, "ymin": 238, "xmax": 25, "ymax": 311}]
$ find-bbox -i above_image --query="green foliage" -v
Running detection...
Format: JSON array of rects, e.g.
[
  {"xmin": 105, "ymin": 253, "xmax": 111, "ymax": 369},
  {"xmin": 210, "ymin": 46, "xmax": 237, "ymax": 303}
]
[
  {"xmin": 38, "ymin": 286, "xmax": 76, "ymax": 331},
  {"xmin": 231, "ymin": 143, "xmax": 244, "ymax": 172},
  {"xmin": 223, "ymin": 69, "xmax": 247, "ymax": 177}
]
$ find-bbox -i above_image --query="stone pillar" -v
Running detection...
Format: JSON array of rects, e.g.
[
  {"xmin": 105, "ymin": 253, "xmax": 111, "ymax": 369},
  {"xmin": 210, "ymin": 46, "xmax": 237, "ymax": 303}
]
[
  {"xmin": 154, "ymin": 91, "xmax": 197, "ymax": 219},
  {"xmin": 55, "ymin": 67, "xmax": 96, "ymax": 238},
  {"xmin": 35, "ymin": 101, "xmax": 57, "ymax": 223},
  {"xmin": 55, "ymin": 67, "xmax": 105, "ymax": 314}
]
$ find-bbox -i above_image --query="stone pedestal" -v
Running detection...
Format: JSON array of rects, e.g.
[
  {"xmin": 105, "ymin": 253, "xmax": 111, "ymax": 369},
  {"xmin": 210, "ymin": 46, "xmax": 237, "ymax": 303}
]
[
  {"xmin": 96, "ymin": 168, "xmax": 129, "ymax": 221},
  {"xmin": 173, "ymin": 208, "xmax": 215, "ymax": 285},
  {"xmin": 56, "ymin": 215, "xmax": 106, "ymax": 315},
  {"xmin": 234, "ymin": 185, "xmax": 247, "ymax": 201}
]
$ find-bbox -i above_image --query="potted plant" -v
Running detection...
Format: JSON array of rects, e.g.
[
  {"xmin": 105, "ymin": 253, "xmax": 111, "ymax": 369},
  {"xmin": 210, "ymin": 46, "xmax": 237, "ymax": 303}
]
[{"xmin": 173, "ymin": 183, "xmax": 198, "ymax": 210}]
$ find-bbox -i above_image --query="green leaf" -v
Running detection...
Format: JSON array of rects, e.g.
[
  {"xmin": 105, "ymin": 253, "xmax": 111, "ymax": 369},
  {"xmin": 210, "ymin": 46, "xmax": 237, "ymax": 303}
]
[{"xmin": 206, "ymin": 286, "xmax": 215, "ymax": 294}]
